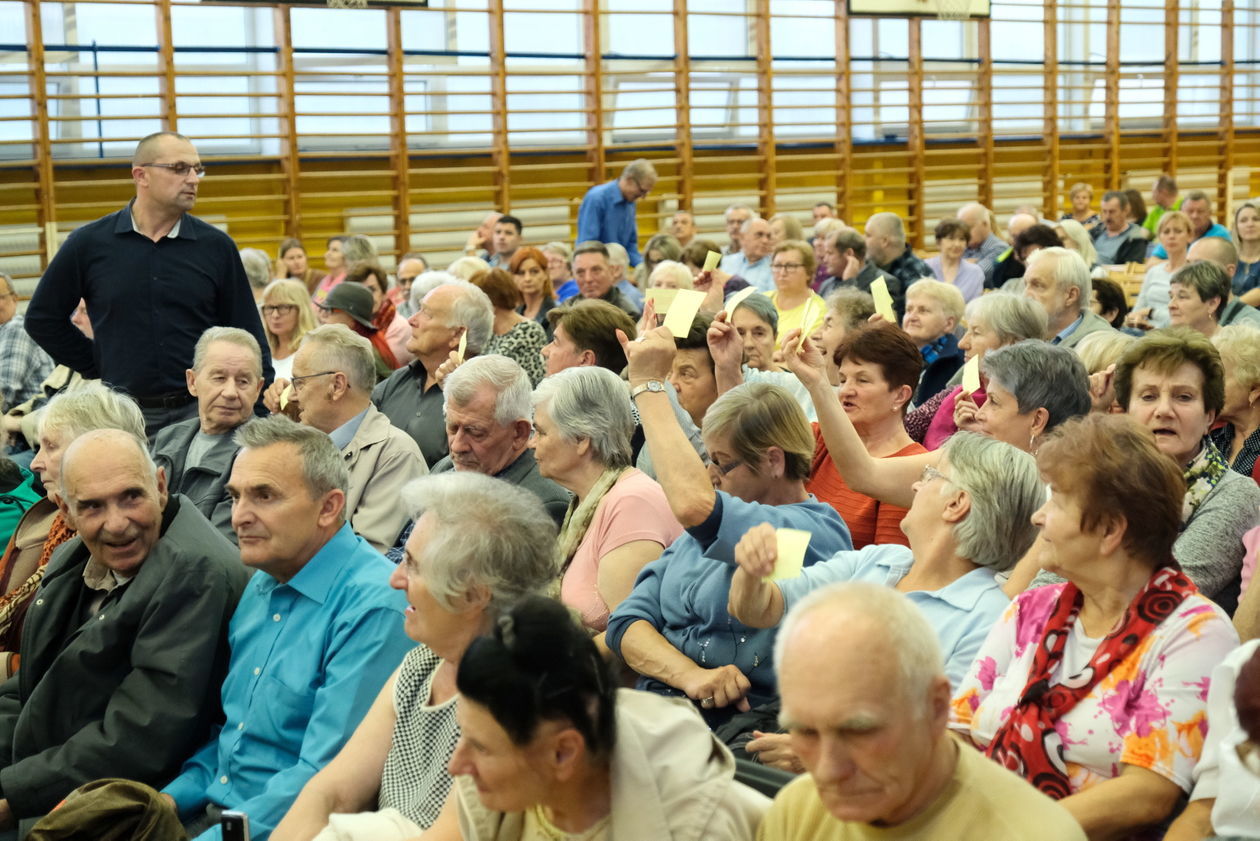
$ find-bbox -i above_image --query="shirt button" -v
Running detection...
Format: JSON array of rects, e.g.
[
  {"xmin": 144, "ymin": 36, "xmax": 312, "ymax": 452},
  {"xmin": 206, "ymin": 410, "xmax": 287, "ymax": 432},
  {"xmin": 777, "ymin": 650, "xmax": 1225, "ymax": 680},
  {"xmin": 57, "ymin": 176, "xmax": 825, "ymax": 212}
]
[
  {"xmin": 273, "ymin": 613, "xmax": 281, "ymax": 622},
  {"xmin": 35, "ymin": 599, "xmax": 42, "ymax": 606},
  {"xmin": 219, "ymin": 776, "xmax": 228, "ymax": 784},
  {"xmin": 237, "ymin": 722, "xmax": 244, "ymax": 730},
  {"xmin": 253, "ymin": 667, "xmax": 261, "ymax": 675},
  {"xmin": 98, "ymin": 614, "xmax": 106, "ymax": 620}
]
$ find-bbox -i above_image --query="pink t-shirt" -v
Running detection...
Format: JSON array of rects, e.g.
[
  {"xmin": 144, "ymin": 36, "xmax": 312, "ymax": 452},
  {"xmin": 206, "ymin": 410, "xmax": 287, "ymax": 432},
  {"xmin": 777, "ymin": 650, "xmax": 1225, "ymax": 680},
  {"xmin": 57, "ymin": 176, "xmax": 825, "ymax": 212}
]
[
  {"xmin": 924, "ymin": 384, "xmax": 987, "ymax": 451},
  {"xmin": 560, "ymin": 468, "xmax": 683, "ymax": 632}
]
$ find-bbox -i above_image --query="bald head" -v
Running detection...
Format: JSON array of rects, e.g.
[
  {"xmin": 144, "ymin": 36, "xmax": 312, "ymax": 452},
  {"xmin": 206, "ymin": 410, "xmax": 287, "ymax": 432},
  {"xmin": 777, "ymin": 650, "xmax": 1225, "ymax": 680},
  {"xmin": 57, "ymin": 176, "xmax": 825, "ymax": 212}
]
[
  {"xmin": 62, "ymin": 429, "xmax": 156, "ymax": 496},
  {"xmin": 958, "ymin": 203, "xmax": 993, "ymax": 246},
  {"xmin": 1188, "ymin": 236, "xmax": 1238, "ymax": 277},
  {"xmin": 1007, "ymin": 213, "xmax": 1037, "ymax": 241}
]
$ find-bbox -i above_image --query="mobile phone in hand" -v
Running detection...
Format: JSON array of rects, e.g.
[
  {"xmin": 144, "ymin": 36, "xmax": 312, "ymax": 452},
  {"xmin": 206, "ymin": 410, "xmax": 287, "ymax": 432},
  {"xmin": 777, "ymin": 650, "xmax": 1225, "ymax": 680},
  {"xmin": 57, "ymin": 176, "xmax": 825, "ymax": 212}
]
[{"xmin": 220, "ymin": 811, "xmax": 250, "ymax": 841}]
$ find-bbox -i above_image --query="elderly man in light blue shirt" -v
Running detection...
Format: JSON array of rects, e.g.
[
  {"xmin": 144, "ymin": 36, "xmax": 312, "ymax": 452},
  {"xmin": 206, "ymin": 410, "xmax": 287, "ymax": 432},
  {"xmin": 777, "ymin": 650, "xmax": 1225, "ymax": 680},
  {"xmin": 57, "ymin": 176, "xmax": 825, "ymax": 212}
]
[
  {"xmin": 161, "ymin": 416, "xmax": 413, "ymax": 840},
  {"xmin": 725, "ymin": 431, "xmax": 1045, "ymax": 686},
  {"xmin": 575, "ymin": 159, "xmax": 657, "ymax": 266},
  {"xmin": 719, "ymin": 217, "xmax": 774, "ymax": 292}
]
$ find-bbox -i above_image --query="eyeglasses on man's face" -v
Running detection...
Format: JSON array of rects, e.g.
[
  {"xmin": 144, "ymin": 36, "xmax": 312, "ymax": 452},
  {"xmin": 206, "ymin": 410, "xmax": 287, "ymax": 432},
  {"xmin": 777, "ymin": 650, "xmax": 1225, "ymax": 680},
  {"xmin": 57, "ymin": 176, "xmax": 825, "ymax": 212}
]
[
  {"xmin": 139, "ymin": 162, "xmax": 206, "ymax": 178},
  {"xmin": 290, "ymin": 370, "xmax": 337, "ymax": 391}
]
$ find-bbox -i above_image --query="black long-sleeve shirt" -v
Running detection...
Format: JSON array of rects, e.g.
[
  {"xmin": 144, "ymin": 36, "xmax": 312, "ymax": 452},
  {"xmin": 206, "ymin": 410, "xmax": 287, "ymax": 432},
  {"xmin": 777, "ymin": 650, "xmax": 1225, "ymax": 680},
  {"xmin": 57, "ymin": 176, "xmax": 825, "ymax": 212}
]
[{"xmin": 25, "ymin": 204, "xmax": 273, "ymax": 397}]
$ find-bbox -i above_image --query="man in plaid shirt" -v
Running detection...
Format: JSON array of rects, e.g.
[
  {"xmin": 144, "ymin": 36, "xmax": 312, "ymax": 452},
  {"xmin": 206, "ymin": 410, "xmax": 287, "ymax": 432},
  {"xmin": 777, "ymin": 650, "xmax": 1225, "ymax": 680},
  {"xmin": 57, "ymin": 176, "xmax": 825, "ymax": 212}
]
[{"xmin": 0, "ymin": 272, "xmax": 52, "ymax": 413}]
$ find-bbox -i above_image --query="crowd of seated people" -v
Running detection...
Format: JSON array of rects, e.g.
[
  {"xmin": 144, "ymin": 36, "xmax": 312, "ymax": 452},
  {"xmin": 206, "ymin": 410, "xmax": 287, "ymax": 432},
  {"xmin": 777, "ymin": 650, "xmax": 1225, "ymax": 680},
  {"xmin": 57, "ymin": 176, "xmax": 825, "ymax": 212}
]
[{"xmin": 5, "ymin": 135, "xmax": 1260, "ymax": 841}]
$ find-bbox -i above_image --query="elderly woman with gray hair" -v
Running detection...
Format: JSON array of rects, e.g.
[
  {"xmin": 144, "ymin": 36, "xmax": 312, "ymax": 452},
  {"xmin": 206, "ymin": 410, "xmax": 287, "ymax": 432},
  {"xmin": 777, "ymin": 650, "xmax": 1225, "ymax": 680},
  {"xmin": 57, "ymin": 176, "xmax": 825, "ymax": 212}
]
[
  {"xmin": 903, "ymin": 292, "xmax": 1048, "ymax": 449},
  {"xmin": 531, "ymin": 366, "xmax": 683, "ymax": 636},
  {"xmin": 0, "ymin": 382, "xmax": 145, "ymax": 679},
  {"xmin": 271, "ymin": 472, "xmax": 559, "ymax": 841}
]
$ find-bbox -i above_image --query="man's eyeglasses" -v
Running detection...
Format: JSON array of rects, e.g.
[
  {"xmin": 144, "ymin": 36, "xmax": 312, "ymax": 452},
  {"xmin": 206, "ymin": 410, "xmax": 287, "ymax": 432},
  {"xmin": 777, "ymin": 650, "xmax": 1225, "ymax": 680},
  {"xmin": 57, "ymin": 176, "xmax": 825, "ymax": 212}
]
[
  {"xmin": 771, "ymin": 262, "xmax": 805, "ymax": 273},
  {"xmin": 139, "ymin": 162, "xmax": 206, "ymax": 178},
  {"xmin": 290, "ymin": 370, "xmax": 337, "ymax": 390},
  {"xmin": 261, "ymin": 304, "xmax": 298, "ymax": 316}
]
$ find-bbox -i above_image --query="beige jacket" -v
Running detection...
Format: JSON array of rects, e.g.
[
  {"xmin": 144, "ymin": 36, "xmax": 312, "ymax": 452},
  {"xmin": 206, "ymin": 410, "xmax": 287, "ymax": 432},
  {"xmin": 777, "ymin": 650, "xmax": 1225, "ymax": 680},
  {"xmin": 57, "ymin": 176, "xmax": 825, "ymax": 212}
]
[
  {"xmin": 457, "ymin": 689, "xmax": 769, "ymax": 841},
  {"xmin": 343, "ymin": 404, "xmax": 428, "ymax": 553}
]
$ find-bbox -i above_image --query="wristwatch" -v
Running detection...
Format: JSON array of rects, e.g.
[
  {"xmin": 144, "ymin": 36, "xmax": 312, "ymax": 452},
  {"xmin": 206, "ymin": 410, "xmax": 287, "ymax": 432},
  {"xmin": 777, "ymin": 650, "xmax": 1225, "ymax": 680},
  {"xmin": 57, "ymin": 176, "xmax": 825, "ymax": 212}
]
[{"xmin": 630, "ymin": 379, "xmax": 667, "ymax": 401}]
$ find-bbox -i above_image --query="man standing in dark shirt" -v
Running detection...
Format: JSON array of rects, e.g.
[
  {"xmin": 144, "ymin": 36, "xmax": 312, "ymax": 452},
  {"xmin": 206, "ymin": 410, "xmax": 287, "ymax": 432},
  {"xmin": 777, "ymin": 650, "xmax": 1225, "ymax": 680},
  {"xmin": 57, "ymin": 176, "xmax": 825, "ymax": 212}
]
[{"xmin": 25, "ymin": 132, "xmax": 272, "ymax": 437}]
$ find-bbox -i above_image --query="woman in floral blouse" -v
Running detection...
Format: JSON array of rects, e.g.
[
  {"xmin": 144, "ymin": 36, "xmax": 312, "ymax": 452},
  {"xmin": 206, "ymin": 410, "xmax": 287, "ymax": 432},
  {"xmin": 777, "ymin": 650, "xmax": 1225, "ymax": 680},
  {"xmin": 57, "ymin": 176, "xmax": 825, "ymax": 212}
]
[{"xmin": 950, "ymin": 413, "xmax": 1238, "ymax": 839}]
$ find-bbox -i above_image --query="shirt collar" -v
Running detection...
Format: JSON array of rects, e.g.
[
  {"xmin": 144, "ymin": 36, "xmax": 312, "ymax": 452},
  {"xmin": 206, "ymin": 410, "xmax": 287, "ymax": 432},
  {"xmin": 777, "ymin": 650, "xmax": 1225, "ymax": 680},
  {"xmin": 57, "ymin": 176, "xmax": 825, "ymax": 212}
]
[
  {"xmin": 120, "ymin": 199, "xmax": 185, "ymax": 239},
  {"xmin": 329, "ymin": 405, "xmax": 371, "ymax": 451},
  {"xmin": 871, "ymin": 551, "xmax": 1002, "ymax": 611},
  {"xmin": 1052, "ymin": 312, "xmax": 1085, "ymax": 344},
  {"xmin": 82, "ymin": 558, "xmax": 135, "ymax": 593},
  {"xmin": 254, "ymin": 522, "xmax": 360, "ymax": 605}
]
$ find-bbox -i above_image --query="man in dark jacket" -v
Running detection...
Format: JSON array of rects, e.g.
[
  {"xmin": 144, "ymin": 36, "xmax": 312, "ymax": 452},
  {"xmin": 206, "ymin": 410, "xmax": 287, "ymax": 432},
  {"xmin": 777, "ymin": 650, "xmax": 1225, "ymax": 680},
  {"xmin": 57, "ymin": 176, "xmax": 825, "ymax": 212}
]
[{"xmin": 0, "ymin": 429, "xmax": 248, "ymax": 833}]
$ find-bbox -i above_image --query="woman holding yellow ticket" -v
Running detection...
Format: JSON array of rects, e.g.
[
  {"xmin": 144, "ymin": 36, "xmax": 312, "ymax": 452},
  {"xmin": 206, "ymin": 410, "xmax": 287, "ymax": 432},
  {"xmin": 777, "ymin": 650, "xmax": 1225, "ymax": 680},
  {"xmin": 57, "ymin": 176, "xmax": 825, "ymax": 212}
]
[{"xmin": 766, "ymin": 241, "xmax": 826, "ymax": 350}]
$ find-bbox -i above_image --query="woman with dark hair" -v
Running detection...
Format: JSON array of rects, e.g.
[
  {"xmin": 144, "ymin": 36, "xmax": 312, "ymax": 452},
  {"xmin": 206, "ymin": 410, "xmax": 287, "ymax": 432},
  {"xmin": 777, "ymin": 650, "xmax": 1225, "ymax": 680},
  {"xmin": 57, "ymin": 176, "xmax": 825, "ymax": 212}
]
[
  {"xmin": 1089, "ymin": 276, "xmax": 1129, "ymax": 328},
  {"xmin": 418, "ymin": 596, "xmax": 768, "ymax": 840},
  {"xmin": 807, "ymin": 324, "xmax": 926, "ymax": 548},
  {"xmin": 951, "ymin": 413, "xmax": 1238, "ymax": 838},
  {"xmin": 927, "ymin": 218, "xmax": 984, "ymax": 302},
  {"xmin": 993, "ymin": 223, "xmax": 1066, "ymax": 290},
  {"xmin": 278, "ymin": 237, "xmax": 327, "ymax": 294},
  {"xmin": 470, "ymin": 268, "xmax": 546, "ymax": 386},
  {"xmin": 1123, "ymin": 187, "xmax": 1149, "ymax": 230},
  {"xmin": 508, "ymin": 246, "xmax": 556, "ymax": 333},
  {"xmin": 346, "ymin": 260, "xmax": 414, "ymax": 367}
]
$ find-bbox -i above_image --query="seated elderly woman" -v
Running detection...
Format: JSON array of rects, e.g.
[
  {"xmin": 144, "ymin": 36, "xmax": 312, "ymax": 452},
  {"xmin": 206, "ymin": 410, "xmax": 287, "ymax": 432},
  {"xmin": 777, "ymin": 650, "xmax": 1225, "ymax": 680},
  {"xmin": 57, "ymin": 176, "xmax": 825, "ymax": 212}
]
[
  {"xmin": 646, "ymin": 259, "xmax": 693, "ymax": 291},
  {"xmin": 1211, "ymin": 325, "xmax": 1260, "ymax": 479},
  {"xmin": 811, "ymin": 287, "xmax": 875, "ymax": 387},
  {"xmin": 805, "ymin": 324, "xmax": 927, "ymax": 549},
  {"xmin": 271, "ymin": 472, "xmax": 558, "ymax": 841},
  {"xmin": 531, "ymin": 366, "xmax": 683, "ymax": 637},
  {"xmin": 1129, "ymin": 210, "xmax": 1193, "ymax": 331},
  {"xmin": 731, "ymin": 431, "xmax": 1042, "ymax": 687},
  {"xmin": 1019, "ymin": 328, "xmax": 1260, "ymax": 606},
  {"xmin": 766, "ymin": 240, "xmax": 826, "ymax": 345},
  {"xmin": 777, "ymin": 328, "xmax": 1090, "ymax": 519},
  {"xmin": 927, "ymin": 218, "xmax": 985, "ymax": 302},
  {"xmin": 729, "ymin": 292, "xmax": 785, "ymax": 372},
  {"xmin": 416, "ymin": 596, "xmax": 768, "ymax": 841},
  {"xmin": 768, "ymin": 212, "xmax": 805, "ymax": 249},
  {"xmin": 469, "ymin": 268, "xmax": 547, "ymax": 387},
  {"xmin": 1168, "ymin": 259, "xmax": 1233, "ymax": 339},
  {"xmin": 901, "ymin": 278, "xmax": 966, "ymax": 404},
  {"xmin": 0, "ymin": 382, "xmax": 145, "ymax": 679},
  {"xmin": 950, "ymin": 413, "xmax": 1239, "ymax": 838},
  {"xmin": 1056, "ymin": 218, "xmax": 1101, "ymax": 270},
  {"xmin": 904, "ymin": 292, "xmax": 1048, "ymax": 449},
  {"xmin": 606, "ymin": 329, "xmax": 852, "ymax": 725},
  {"xmin": 635, "ymin": 232, "xmax": 684, "ymax": 290}
]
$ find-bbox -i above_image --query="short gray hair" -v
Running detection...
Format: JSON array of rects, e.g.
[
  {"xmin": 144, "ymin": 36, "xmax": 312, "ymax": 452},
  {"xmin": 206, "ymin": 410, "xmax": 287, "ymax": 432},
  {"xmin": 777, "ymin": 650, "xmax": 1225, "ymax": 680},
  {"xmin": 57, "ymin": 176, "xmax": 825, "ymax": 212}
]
[
  {"xmin": 235, "ymin": 415, "xmax": 349, "ymax": 504},
  {"xmin": 1074, "ymin": 329, "xmax": 1136, "ymax": 375},
  {"xmin": 342, "ymin": 234, "xmax": 378, "ymax": 264},
  {"xmin": 982, "ymin": 340, "xmax": 1091, "ymax": 433},
  {"xmin": 905, "ymin": 278, "xmax": 965, "ymax": 323},
  {"xmin": 401, "ymin": 471, "xmax": 558, "ymax": 615},
  {"xmin": 866, "ymin": 212, "xmax": 906, "ymax": 246},
  {"xmin": 732, "ymin": 291, "xmax": 779, "ymax": 335},
  {"xmin": 239, "ymin": 248, "xmax": 273, "ymax": 291},
  {"xmin": 725, "ymin": 203, "xmax": 755, "ymax": 220},
  {"xmin": 775, "ymin": 582, "xmax": 943, "ymax": 708},
  {"xmin": 605, "ymin": 242, "xmax": 630, "ymax": 271},
  {"xmin": 193, "ymin": 326, "xmax": 264, "ymax": 378},
  {"xmin": 964, "ymin": 292, "xmax": 1047, "ymax": 345},
  {"xmin": 622, "ymin": 158, "xmax": 657, "ymax": 183},
  {"xmin": 410, "ymin": 270, "xmax": 458, "ymax": 311},
  {"xmin": 447, "ymin": 256, "xmax": 490, "ymax": 281},
  {"xmin": 39, "ymin": 381, "xmax": 145, "ymax": 444},
  {"xmin": 739, "ymin": 216, "xmax": 766, "ymax": 235},
  {"xmin": 442, "ymin": 282, "xmax": 495, "ymax": 356},
  {"xmin": 301, "ymin": 324, "xmax": 376, "ymax": 394},
  {"xmin": 1214, "ymin": 324, "xmax": 1260, "ymax": 390},
  {"xmin": 1027, "ymin": 246, "xmax": 1092, "ymax": 304},
  {"xmin": 444, "ymin": 354, "xmax": 532, "ymax": 426},
  {"xmin": 531, "ymin": 367, "xmax": 633, "ymax": 469},
  {"xmin": 939, "ymin": 433, "xmax": 1044, "ymax": 571},
  {"xmin": 648, "ymin": 260, "xmax": 693, "ymax": 290}
]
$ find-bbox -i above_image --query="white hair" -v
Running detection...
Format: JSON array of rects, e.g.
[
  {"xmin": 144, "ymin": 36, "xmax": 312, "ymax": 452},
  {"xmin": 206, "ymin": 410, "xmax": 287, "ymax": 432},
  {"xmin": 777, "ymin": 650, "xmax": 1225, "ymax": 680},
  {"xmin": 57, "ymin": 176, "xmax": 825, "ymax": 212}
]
[{"xmin": 443, "ymin": 354, "xmax": 532, "ymax": 426}]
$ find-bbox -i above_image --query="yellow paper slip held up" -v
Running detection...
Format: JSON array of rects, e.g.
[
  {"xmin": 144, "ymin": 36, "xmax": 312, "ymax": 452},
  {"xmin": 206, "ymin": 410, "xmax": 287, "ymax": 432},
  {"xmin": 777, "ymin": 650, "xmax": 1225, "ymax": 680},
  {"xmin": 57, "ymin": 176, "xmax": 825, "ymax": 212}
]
[
  {"xmin": 769, "ymin": 528, "xmax": 812, "ymax": 581},
  {"xmin": 278, "ymin": 383, "xmax": 294, "ymax": 411},
  {"xmin": 703, "ymin": 250, "xmax": 722, "ymax": 272},
  {"xmin": 644, "ymin": 288, "xmax": 679, "ymax": 312},
  {"xmin": 870, "ymin": 277, "xmax": 897, "ymax": 323},
  {"xmin": 961, "ymin": 355, "xmax": 982, "ymax": 395},
  {"xmin": 662, "ymin": 289, "xmax": 707, "ymax": 337},
  {"xmin": 457, "ymin": 330, "xmax": 467, "ymax": 359},
  {"xmin": 724, "ymin": 286, "xmax": 757, "ymax": 316}
]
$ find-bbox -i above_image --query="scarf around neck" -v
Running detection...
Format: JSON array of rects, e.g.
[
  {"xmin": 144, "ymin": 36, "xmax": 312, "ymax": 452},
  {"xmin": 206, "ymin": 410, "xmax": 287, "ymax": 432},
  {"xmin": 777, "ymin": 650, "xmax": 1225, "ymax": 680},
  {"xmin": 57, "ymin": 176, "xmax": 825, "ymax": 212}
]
[{"xmin": 556, "ymin": 466, "xmax": 630, "ymax": 575}]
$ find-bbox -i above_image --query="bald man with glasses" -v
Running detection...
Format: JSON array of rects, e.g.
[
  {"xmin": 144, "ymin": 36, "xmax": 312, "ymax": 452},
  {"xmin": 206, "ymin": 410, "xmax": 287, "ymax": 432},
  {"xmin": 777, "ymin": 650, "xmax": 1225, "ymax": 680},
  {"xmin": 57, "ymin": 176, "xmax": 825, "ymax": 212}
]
[{"xmin": 26, "ymin": 131, "xmax": 272, "ymax": 438}]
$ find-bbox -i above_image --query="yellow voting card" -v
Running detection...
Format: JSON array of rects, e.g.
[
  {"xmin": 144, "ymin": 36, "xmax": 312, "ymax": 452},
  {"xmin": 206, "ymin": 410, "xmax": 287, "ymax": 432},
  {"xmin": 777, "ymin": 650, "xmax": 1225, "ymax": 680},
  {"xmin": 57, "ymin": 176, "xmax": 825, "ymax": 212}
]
[{"xmin": 769, "ymin": 528, "xmax": 811, "ymax": 581}]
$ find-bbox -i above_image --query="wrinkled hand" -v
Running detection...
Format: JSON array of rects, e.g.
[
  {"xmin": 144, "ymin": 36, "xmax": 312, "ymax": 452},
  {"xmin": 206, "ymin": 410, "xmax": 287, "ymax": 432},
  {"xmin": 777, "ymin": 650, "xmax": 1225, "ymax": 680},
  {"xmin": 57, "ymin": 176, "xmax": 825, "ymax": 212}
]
[
  {"xmin": 842, "ymin": 253, "xmax": 862, "ymax": 281},
  {"xmin": 780, "ymin": 329, "xmax": 826, "ymax": 390},
  {"xmin": 747, "ymin": 731, "xmax": 805, "ymax": 774},
  {"xmin": 734, "ymin": 522, "xmax": 779, "ymax": 579},
  {"xmin": 700, "ymin": 276, "xmax": 727, "ymax": 314},
  {"xmin": 1088, "ymin": 363, "xmax": 1117, "ymax": 414},
  {"xmin": 707, "ymin": 311, "xmax": 744, "ymax": 372},
  {"xmin": 681, "ymin": 664, "xmax": 752, "ymax": 712},
  {"xmin": 953, "ymin": 388, "xmax": 983, "ymax": 432},
  {"xmin": 263, "ymin": 378, "xmax": 292, "ymax": 415},
  {"xmin": 618, "ymin": 326, "xmax": 676, "ymax": 383},
  {"xmin": 433, "ymin": 350, "xmax": 463, "ymax": 388}
]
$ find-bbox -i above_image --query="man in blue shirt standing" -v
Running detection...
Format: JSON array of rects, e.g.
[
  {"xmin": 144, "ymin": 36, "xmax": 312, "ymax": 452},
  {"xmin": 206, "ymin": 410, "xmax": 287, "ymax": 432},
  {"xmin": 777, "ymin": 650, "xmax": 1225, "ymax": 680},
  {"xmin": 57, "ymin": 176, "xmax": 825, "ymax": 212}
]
[
  {"xmin": 161, "ymin": 415, "xmax": 412, "ymax": 840},
  {"xmin": 575, "ymin": 159, "xmax": 657, "ymax": 267}
]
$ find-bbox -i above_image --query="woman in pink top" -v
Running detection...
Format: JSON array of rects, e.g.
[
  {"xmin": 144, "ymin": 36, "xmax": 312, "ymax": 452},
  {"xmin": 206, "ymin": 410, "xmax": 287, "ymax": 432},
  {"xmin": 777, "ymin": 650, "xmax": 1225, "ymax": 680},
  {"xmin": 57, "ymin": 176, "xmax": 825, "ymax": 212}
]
[
  {"xmin": 532, "ymin": 367, "xmax": 683, "ymax": 639},
  {"xmin": 904, "ymin": 292, "xmax": 1047, "ymax": 450}
]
